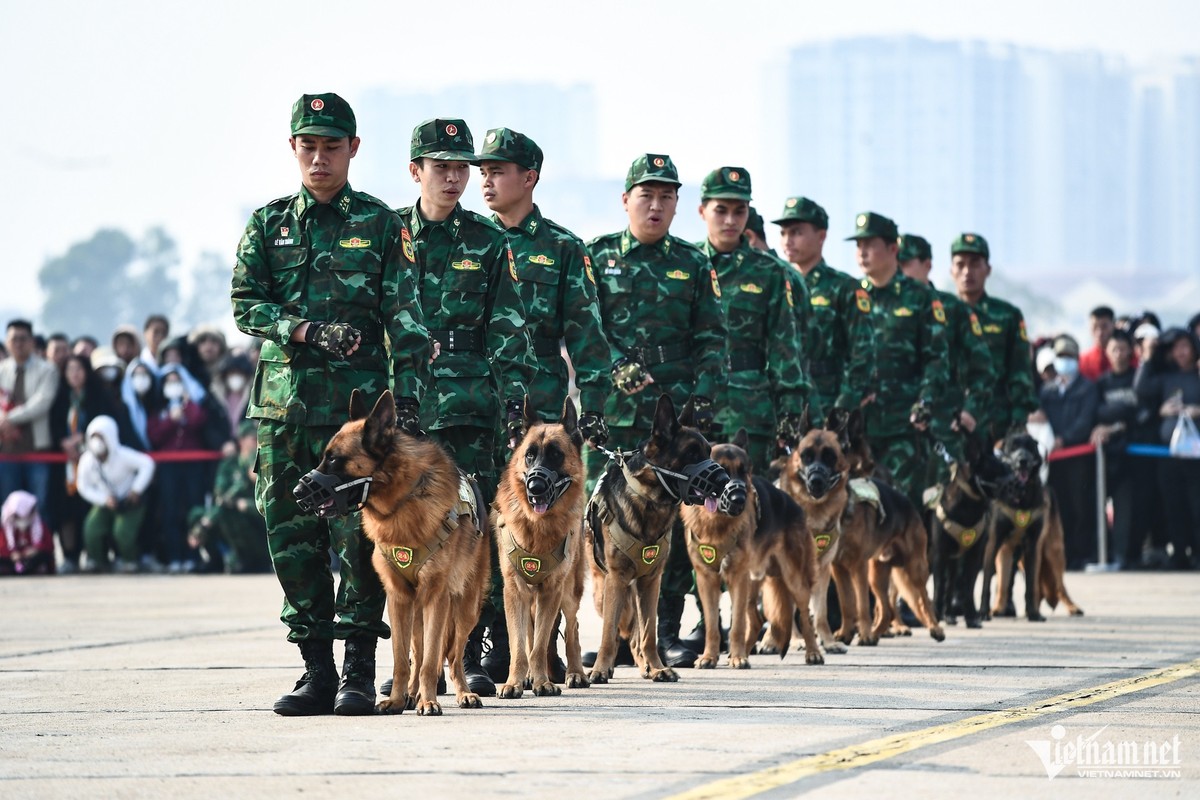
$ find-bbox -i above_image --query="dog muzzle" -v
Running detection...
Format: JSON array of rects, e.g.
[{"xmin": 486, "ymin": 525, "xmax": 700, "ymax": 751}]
[
  {"xmin": 802, "ymin": 464, "xmax": 842, "ymax": 500},
  {"xmin": 522, "ymin": 465, "xmax": 573, "ymax": 515},
  {"xmin": 652, "ymin": 458, "xmax": 730, "ymax": 511},
  {"xmin": 293, "ymin": 469, "xmax": 373, "ymax": 518},
  {"xmin": 717, "ymin": 479, "xmax": 748, "ymax": 516}
]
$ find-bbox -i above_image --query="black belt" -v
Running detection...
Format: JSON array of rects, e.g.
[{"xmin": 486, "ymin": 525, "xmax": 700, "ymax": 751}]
[
  {"xmin": 808, "ymin": 361, "xmax": 838, "ymax": 378},
  {"xmin": 533, "ymin": 337, "xmax": 561, "ymax": 358},
  {"xmin": 430, "ymin": 329, "xmax": 484, "ymax": 353},
  {"xmin": 635, "ymin": 342, "xmax": 690, "ymax": 366},
  {"xmin": 728, "ymin": 351, "xmax": 766, "ymax": 371}
]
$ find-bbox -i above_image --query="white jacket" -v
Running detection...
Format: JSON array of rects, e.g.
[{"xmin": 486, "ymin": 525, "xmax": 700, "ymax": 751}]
[{"xmin": 76, "ymin": 416, "xmax": 156, "ymax": 506}]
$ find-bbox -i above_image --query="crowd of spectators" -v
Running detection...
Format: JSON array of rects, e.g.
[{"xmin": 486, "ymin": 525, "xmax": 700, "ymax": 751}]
[
  {"xmin": 1031, "ymin": 308, "xmax": 1200, "ymax": 572},
  {"xmin": 0, "ymin": 315, "xmax": 267, "ymax": 575}
]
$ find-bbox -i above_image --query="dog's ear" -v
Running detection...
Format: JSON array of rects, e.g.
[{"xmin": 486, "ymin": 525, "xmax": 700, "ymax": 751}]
[
  {"xmin": 828, "ymin": 408, "xmax": 851, "ymax": 450},
  {"xmin": 962, "ymin": 429, "xmax": 982, "ymax": 464},
  {"xmin": 846, "ymin": 408, "xmax": 864, "ymax": 439},
  {"xmin": 732, "ymin": 427, "xmax": 750, "ymax": 451},
  {"xmin": 362, "ymin": 390, "xmax": 396, "ymax": 455},
  {"xmin": 678, "ymin": 395, "xmax": 697, "ymax": 429},
  {"xmin": 561, "ymin": 397, "xmax": 583, "ymax": 450},
  {"xmin": 522, "ymin": 394, "xmax": 537, "ymax": 435},
  {"xmin": 796, "ymin": 403, "xmax": 813, "ymax": 438},
  {"xmin": 348, "ymin": 388, "xmax": 368, "ymax": 422},
  {"xmin": 651, "ymin": 394, "xmax": 680, "ymax": 442}
]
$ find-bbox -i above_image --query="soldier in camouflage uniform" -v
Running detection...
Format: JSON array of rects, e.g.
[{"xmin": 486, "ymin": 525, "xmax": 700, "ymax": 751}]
[
  {"xmin": 743, "ymin": 206, "xmax": 772, "ymax": 254},
  {"xmin": 774, "ymin": 197, "xmax": 875, "ymax": 418},
  {"xmin": 186, "ymin": 420, "xmax": 269, "ymax": 574},
  {"xmin": 899, "ymin": 233, "xmax": 993, "ymax": 484},
  {"xmin": 231, "ymin": 93, "xmax": 431, "ymax": 717},
  {"xmin": 474, "ymin": 126, "xmax": 619, "ymax": 681},
  {"xmin": 948, "ymin": 233, "xmax": 1038, "ymax": 444},
  {"xmin": 848, "ymin": 212, "xmax": 949, "ymax": 508},
  {"xmin": 400, "ymin": 118, "xmax": 535, "ymax": 696},
  {"xmin": 585, "ymin": 154, "xmax": 728, "ymax": 669},
  {"xmin": 695, "ymin": 167, "xmax": 810, "ymax": 474}
]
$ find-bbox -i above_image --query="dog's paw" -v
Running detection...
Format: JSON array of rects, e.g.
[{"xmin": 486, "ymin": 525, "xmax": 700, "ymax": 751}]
[
  {"xmin": 565, "ymin": 672, "xmax": 590, "ymax": 689},
  {"xmin": 757, "ymin": 643, "xmax": 780, "ymax": 656},
  {"xmin": 856, "ymin": 634, "xmax": 879, "ymax": 647},
  {"xmin": 458, "ymin": 692, "xmax": 483, "ymax": 709},
  {"xmin": 929, "ymin": 625, "xmax": 946, "ymax": 642},
  {"xmin": 893, "ymin": 625, "xmax": 913, "ymax": 637},
  {"xmin": 695, "ymin": 655, "xmax": 718, "ymax": 669},
  {"xmin": 532, "ymin": 680, "xmax": 561, "ymax": 697},
  {"xmin": 805, "ymin": 649, "xmax": 824, "ymax": 666},
  {"xmin": 1069, "ymin": 607, "xmax": 1085, "ymax": 617},
  {"xmin": 417, "ymin": 700, "xmax": 443, "ymax": 716},
  {"xmin": 729, "ymin": 656, "xmax": 751, "ymax": 669},
  {"xmin": 822, "ymin": 641, "xmax": 848, "ymax": 655},
  {"xmin": 404, "ymin": 694, "xmax": 417, "ymax": 711},
  {"xmin": 587, "ymin": 668, "xmax": 610, "ymax": 685},
  {"xmin": 498, "ymin": 683, "xmax": 524, "ymax": 699},
  {"xmin": 649, "ymin": 667, "xmax": 679, "ymax": 682},
  {"xmin": 376, "ymin": 697, "xmax": 406, "ymax": 715}
]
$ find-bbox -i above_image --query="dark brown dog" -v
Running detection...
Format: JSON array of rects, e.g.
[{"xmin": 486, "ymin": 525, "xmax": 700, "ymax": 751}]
[
  {"xmin": 585, "ymin": 394, "xmax": 729, "ymax": 684},
  {"xmin": 492, "ymin": 398, "xmax": 590, "ymax": 698},
  {"xmin": 307, "ymin": 390, "xmax": 490, "ymax": 716},
  {"xmin": 681, "ymin": 429, "xmax": 823, "ymax": 668}
]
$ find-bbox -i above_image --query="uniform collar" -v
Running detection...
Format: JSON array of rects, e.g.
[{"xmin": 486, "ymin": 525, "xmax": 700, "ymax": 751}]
[
  {"xmin": 862, "ymin": 268, "xmax": 903, "ymax": 294},
  {"xmin": 408, "ymin": 201, "xmax": 465, "ymax": 239},
  {"xmin": 620, "ymin": 227, "xmax": 672, "ymax": 257},
  {"xmin": 496, "ymin": 204, "xmax": 543, "ymax": 239},
  {"xmin": 701, "ymin": 238, "xmax": 747, "ymax": 270},
  {"xmin": 805, "ymin": 258, "xmax": 829, "ymax": 284},
  {"xmin": 294, "ymin": 182, "xmax": 354, "ymax": 220}
]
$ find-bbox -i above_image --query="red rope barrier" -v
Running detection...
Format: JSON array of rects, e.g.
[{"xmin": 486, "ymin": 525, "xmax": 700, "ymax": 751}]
[
  {"xmin": 1046, "ymin": 443, "xmax": 1096, "ymax": 462},
  {"xmin": 0, "ymin": 450, "xmax": 222, "ymax": 464}
]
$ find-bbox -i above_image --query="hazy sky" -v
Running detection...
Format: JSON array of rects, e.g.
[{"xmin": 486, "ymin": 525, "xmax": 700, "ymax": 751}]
[{"xmin": 5, "ymin": 0, "xmax": 1199, "ymax": 328}]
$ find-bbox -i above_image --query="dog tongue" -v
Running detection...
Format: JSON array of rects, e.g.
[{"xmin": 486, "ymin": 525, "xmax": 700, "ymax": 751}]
[
  {"xmin": 533, "ymin": 503, "xmax": 549, "ymax": 515},
  {"xmin": 705, "ymin": 497, "xmax": 718, "ymax": 513}
]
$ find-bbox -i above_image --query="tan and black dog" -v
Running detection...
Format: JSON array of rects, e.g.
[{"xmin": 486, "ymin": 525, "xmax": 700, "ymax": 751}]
[
  {"xmin": 301, "ymin": 390, "xmax": 490, "ymax": 716},
  {"xmin": 680, "ymin": 429, "xmax": 823, "ymax": 669},
  {"xmin": 585, "ymin": 394, "xmax": 729, "ymax": 684},
  {"xmin": 492, "ymin": 398, "xmax": 590, "ymax": 698}
]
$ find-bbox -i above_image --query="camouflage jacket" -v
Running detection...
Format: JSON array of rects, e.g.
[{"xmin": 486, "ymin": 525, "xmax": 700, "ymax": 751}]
[
  {"xmin": 232, "ymin": 183, "xmax": 430, "ymax": 426},
  {"xmin": 861, "ymin": 271, "xmax": 949, "ymax": 438},
  {"xmin": 964, "ymin": 291, "xmax": 1038, "ymax": 437},
  {"xmin": 791, "ymin": 260, "xmax": 876, "ymax": 412},
  {"xmin": 497, "ymin": 205, "xmax": 618, "ymax": 418},
  {"xmin": 586, "ymin": 229, "xmax": 728, "ymax": 429},
  {"xmin": 399, "ymin": 201, "xmax": 533, "ymax": 430},
  {"xmin": 699, "ymin": 238, "xmax": 811, "ymax": 435},
  {"xmin": 932, "ymin": 285, "xmax": 993, "ymax": 425}
]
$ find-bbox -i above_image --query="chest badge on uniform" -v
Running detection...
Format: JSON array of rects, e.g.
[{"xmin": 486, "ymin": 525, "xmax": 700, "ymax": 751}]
[
  {"xmin": 666, "ymin": 269, "xmax": 690, "ymax": 280},
  {"xmin": 338, "ymin": 237, "xmax": 371, "ymax": 249},
  {"xmin": 528, "ymin": 254, "xmax": 555, "ymax": 266},
  {"xmin": 811, "ymin": 295, "xmax": 831, "ymax": 307},
  {"xmin": 281, "ymin": 226, "xmax": 290, "ymax": 237},
  {"xmin": 983, "ymin": 323, "xmax": 1002, "ymax": 334},
  {"xmin": 855, "ymin": 288, "xmax": 871, "ymax": 313},
  {"xmin": 893, "ymin": 307, "xmax": 913, "ymax": 317},
  {"xmin": 710, "ymin": 268, "xmax": 722, "ymax": 298},
  {"xmin": 453, "ymin": 259, "xmax": 482, "ymax": 271},
  {"xmin": 931, "ymin": 299, "xmax": 947, "ymax": 324},
  {"xmin": 739, "ymin": 283, "xmax": 763, "ymax": 294}
]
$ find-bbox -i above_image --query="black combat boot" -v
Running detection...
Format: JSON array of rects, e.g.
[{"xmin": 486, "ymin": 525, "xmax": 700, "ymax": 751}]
[
  {"xmin": 582, "ymin": 638, "xmax": 636, "ymax": 669},
  {"xmin": 273, "ymin": 639, "xmax": 337, "ymax": 716},
  {"xmin": 480, "ymin": 622, "xmax": 510, "ymax": 683},
  {"xmin": 463, "ymin": 624, "xmax": 496, "ymax": 697},
  {"xmin": 657, "ymin": 595, "xmax": 698, "ymax": 668},
  {"xmin": 380, "ymin": 669, "xmax": 446, "ymax": 698},
  {"xmin": 334, "ymin": 636, "xmax": 377, "ymax": 716},
  {"xmin": 680, "ymin": 610, "xmax": 729, "ymax": 654},
  {"xmin": 547, "ymin": 613, "xmax": 567, "ymax": 683}
]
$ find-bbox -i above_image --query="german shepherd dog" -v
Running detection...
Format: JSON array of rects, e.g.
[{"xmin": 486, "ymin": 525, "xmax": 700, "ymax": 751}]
[
  {"xmin": 492, "ymin": 398, "xmax": 590, "ymax": 698},
  {"xmin": 680, "ymin": 429, "xmax": 823, "ymax": 668},
  {"xmin": 982, "ymin": 430, "xmax": 1084, "ymax": 620},
  {"xmin": 778, "ymin": 408, "xmax": 945, "ymax": 648},
  {"xmin": 929, "ymin": 432, "xmax": 1011, "ymax": 628},
  {"xmin": 298, "ymin": 390, "xmax": 490, "ymax": 716},
  {"xmin": 586, "ymin": 394, "xmax": 730, "ymax": 684}
]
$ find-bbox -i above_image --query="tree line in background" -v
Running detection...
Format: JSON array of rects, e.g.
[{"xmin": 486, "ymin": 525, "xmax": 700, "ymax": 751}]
[{"xmin": 37, "ymin": 227, "xmax": 231, "ymax": 339}]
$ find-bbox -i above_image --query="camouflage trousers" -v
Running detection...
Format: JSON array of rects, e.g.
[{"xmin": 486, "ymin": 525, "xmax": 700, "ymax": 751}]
[
  {"xmin": 431, "ymin": 424, "xmax": 503, "ymax": 627},
  {"xmin": 871, "ymin": 432, "xmax": 931, "ymax": 510},
  {"xmin": 187, "ymin": 505, "xmax": 270, "ymax": 574},
  {"xmin": 255, "ymin": 421, "xmax": 387, "ymax": 643}
]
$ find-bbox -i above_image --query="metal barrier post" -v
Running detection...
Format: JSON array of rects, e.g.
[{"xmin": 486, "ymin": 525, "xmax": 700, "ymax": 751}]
[{"xmin": 1095, "ymin": 445, "xmax": 1108, "ymax": 567}]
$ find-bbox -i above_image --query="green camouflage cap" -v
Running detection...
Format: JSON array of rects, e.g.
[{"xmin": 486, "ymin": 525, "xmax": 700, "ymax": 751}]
[
  {"xmin": 846, "ymin": 211, "xmax": 899, "ymax": 242},
  {"xmin": 950, "ymin": 232, "xmax": 990, "ymax": 259},
  {"xmin": 898, "ymin": 233, "xmax": 932, "ymax": 262},
  {"xmin": 410, "ymin": 118, "xmax": 475, "ymax": 161},
  {"xmin": 772, "ymin": 196, "xmax": 829, "ymax": 229},
  {"xmin": 474, "ymin": 127, "xmax": 543, "ymax": 171},
  {"xmin": 625, "ymin": 153, "xmax": 681, "ymax": 191},
  {"xmin": 700, "ymin": 166, "xmax": 752, "ymax": 201},
  {"xmin": 746, "ymin": 206, "xmax": 766, "ymax": 238},
  {"xmin": 237, "ymin": 419, "xmax": 258, "ymax": 439},
  {"xmin": 291, "ymin": 93, "xmax": 356, "ymax": 139}
]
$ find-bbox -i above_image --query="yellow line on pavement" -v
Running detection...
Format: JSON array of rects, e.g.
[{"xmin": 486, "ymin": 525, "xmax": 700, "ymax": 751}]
[{"xmin": 665, "ymin": 658, "xmax": 1200, "ymax": 800}]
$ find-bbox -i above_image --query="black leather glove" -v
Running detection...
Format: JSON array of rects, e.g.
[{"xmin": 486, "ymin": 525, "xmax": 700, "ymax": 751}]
[
  {"xmin": 305, "ymin": 322, "xmax": 361, "ymax": 360},
  {"xmin": 910, "ymin": 400, "xmax": 932, "ymax": 428},
  {"xmin": 775, "ymin": 411, "xmax": 804, "ymax": 452},
  {"xmin": 505, "ymin": 398, "xmax": 525, "ymax": 441},
  {"xmin": 395, "ymin": 397, "xmax": 423, "ymax": 437},
  {"xmin": 611, "ymin": 357, "xmax": 651, "ymax": 395},
  {"xmin": 578, "ymin": 410, "xmax": 609, "ymax": 447},
  {"xmin": 690, "ymin": 395, "xmax": 715, "ymax": 435}
]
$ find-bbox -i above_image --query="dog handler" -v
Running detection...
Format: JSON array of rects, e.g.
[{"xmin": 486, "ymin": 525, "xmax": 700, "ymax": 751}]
[{"xmin": 231, "ymin": 93, "xmax": 430, "ymax": 716}]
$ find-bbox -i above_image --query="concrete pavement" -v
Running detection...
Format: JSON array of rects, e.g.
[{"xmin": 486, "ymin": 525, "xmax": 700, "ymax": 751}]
[{"xmin": 1, "ymin": 570, "xmax": 1198, "ymax": 798}]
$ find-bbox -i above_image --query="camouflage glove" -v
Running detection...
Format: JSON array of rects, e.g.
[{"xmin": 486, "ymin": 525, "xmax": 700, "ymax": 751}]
[
  {"xmin": 579, "ymin": 410, "xmax": 609, "ymax": 447},
  {"xmin": 611, "ymin": 356, "xmax": 651, "ymax": 396},
  {"xmin": 505, "ymin": 398, "xmax": 526, "ymax": 442},
  {"xmin": 775, "ymin": 412, "xmax": 804, "ymax": 453},
  {"xmin": 690, "ymin": 395, "xmax": 715, "ymax": 435},
  {"xmin": 305, "ymin": 321, "xmax": 361, "ymax": 360},
  {"xmin": 910, "ymin": 400, "xmax": 932, "ymax": 428},
  {"xmin": 395, "ymin": 397, "xmax": 423, "ymax": 437}
]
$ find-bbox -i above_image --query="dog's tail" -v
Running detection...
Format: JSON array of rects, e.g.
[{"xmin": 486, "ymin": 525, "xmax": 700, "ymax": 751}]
[{"xmin": 761, "ymin": 576, "xmax": 793, "ymax": 659}]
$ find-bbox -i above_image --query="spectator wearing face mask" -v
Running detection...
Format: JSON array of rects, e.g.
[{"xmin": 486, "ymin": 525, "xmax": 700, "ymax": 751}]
[
  {"xmin": 212, "ymin": 355, "xmax": 253, "ymax": 446},
  {"xmin": 76, "ymin": 416, "xmax": 156, "ymax": 573},
  {"xmin": 120, "ymin": 358, "xmax": 158, "ymax": 450},
  {"xmin": 0, "ymin": 490, "xmax": 54, "ymax": 575},
  {"xmin": 1039, "ymin": 334, "xmax": 1100, "ymax": 570},
  {"xmin": 146, "ymin": 364, "xmax": 210, "ymax": 573}
]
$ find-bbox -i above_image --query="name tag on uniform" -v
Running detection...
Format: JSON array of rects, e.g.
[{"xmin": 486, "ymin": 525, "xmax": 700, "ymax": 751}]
[{"xmin": 274, "ymin": 238, "xmax": 295, "ymax": 246}]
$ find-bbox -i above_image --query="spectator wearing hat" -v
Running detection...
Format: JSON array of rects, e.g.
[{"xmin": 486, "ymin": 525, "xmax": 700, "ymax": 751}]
[
  {"xmin": 189, "ymin": 325, "xmax": 228, "ymax": 389},
  {"xmin": 0, "ymin": 320, "xmax": 60, "ymax": 521},
  {"xmin": 0, "ymin": 490, "xmax": 54, "ymax": 575},
  {"xmin": 1039, "ymin": 334, "xmax": 1099, "ymax": 569},
  {"xmin": 76, "ymin": 415, "xmax": 156, "ymax": 573},
  {"xmin": 111, "ymin": 326, "xmax": 141, "ymax": 367},
  {"xmin": 1079, "ymin": 306, "xmax": 1115, "ymax": 382}
]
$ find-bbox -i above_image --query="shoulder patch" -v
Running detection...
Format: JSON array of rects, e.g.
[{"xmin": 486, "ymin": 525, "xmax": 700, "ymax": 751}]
[
  {"xmin": 507, "ymin": 247, "xmax": 518, "ymax": 281},
  {"xmin": 1019, "ymin": 319, "xmax": 1029, "ymax": 342},
  {"xmin": 401, "ymin": 228, "xmax": 415, "ymax": 263},
  {"xmin": 931, "ymin": 298, "xmax": 947, "ymax": 324},
  {"xmin": 785, "ymin": 280, "xmax": 794, "ymax": 307},
  {"xmin": 855, "ymin": 288, "xmax": 871, "ymax": 313},
  {"xmin": 583, "ymin": 255, "xmax": 595, "ymax": 286}
]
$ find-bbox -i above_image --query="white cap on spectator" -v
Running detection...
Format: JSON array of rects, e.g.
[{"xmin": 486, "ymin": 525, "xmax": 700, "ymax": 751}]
[
  {"xmin": 1134, "ymin": 322, "xmax": 1160, "ymax": 342},
  {"xmin": 1036, "ymin": 346, "xmax": 1056, "ymax": 374}
]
